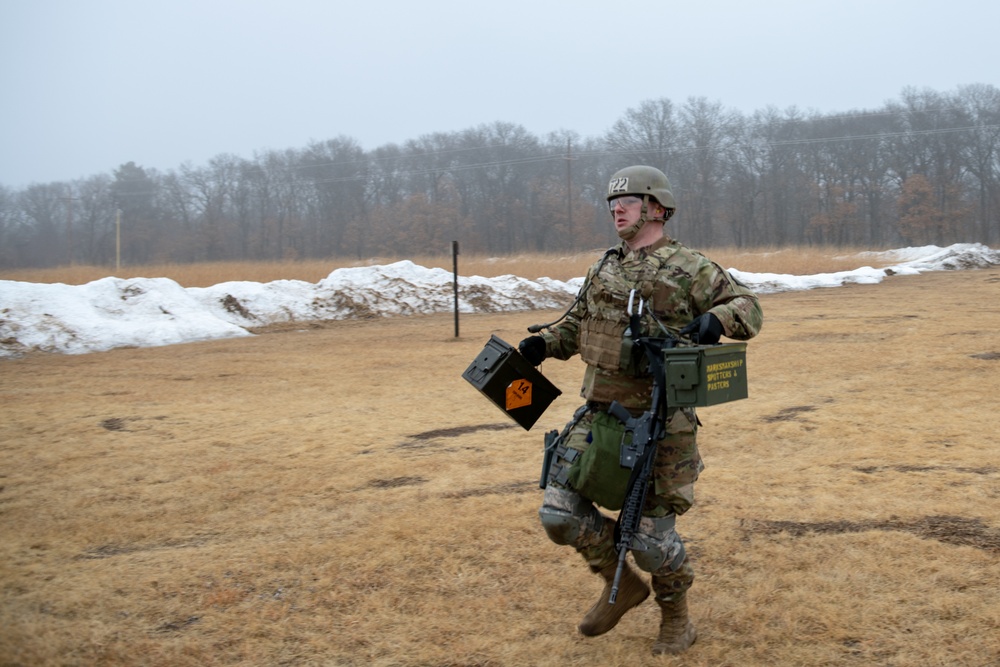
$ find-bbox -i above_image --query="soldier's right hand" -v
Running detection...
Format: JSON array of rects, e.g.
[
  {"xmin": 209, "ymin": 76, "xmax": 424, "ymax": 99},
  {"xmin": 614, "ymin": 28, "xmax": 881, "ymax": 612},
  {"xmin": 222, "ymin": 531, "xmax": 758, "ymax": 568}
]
[
  {"xmin": 518, "ymin": 336, "xmax": 547, "ymax": 366},
  {"xmin": 680, "ymin": 312, "xmax": 723, "ymax": 345}
]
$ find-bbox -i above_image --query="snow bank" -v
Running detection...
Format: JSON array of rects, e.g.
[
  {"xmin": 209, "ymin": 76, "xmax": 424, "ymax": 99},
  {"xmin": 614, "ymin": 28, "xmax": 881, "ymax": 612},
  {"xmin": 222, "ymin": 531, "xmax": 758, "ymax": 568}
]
[{"xmin": 1, "ymin": 244, "xmax": 996, "ymax": 357}]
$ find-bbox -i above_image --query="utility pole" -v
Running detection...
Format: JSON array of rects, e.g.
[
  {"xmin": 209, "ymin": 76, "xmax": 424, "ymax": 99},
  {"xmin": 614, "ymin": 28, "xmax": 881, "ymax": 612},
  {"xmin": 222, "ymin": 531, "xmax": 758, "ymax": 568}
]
[
  {"xmin": 565, "ymin": 138, "xmax": 573, "ymax": 238},
  {"xmin": 116, "ymin": 209, "xmax": 122, "ymax": 272}
]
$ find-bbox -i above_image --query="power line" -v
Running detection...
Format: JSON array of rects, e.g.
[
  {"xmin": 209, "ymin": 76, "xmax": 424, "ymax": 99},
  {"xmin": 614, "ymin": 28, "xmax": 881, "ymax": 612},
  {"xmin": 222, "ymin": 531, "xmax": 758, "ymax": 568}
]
[
  {"xmin": 300, "ymin": 124, "xmax": 1000, "ymax": 185},
  {"xmin": 103, "ymin": 123, "xmax": 1000, "ymax": 187}
]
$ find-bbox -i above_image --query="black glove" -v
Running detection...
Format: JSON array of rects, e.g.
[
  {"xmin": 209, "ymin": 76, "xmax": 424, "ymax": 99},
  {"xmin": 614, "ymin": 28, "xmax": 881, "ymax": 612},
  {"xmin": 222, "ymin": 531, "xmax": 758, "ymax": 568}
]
[
  {"xmin": 518, "ymin": 336, "xmax": 547, "ymax": 366},
  {"xmin": 680, "ymin": 312, "xmax": 724, "ymax": 345}
]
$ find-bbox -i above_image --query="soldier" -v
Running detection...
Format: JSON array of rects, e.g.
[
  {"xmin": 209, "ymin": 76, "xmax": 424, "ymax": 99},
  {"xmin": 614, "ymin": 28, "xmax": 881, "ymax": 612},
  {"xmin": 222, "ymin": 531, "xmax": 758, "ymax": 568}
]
[{"xmin": 519, "ymin": 165, "xmax": 763, "ymax": 655}]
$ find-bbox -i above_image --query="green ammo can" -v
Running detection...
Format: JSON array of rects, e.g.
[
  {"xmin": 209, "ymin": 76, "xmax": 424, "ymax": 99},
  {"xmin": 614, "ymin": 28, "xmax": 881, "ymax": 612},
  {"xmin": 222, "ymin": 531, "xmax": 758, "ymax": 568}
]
[{"xmin": 662, "ymin": 342, "xmax": 748, "ymax": 408}]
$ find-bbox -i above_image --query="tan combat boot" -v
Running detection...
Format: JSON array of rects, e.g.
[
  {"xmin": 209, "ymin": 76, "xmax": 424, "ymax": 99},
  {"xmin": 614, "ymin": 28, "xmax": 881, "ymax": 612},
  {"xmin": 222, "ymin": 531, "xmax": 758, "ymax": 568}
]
[
  {"xmin": 651, "ymin": 592, "xmax": 697, "ymax": 655},
  {"xmin": 577, "ymin": 562, "xmax": 650, "ymax": 637}
]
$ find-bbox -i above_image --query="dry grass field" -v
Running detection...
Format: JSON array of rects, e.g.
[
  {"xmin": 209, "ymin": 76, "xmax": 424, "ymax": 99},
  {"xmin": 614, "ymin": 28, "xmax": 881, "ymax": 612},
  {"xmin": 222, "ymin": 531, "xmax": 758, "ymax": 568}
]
[
  {"xmin": 2, "ymin": 264, "xmax": 999, "ymax": 666},
  {"xmin": 0, "ymin": 245, "xmax": 892, "ymax": 287}
]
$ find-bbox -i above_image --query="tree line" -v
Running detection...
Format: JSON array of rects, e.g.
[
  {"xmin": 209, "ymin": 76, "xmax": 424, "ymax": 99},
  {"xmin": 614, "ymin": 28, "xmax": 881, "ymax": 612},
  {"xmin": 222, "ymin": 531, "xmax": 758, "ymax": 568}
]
[{"xmin": 2, "ymin": 84, "xmax": 998, "ymax": 269}]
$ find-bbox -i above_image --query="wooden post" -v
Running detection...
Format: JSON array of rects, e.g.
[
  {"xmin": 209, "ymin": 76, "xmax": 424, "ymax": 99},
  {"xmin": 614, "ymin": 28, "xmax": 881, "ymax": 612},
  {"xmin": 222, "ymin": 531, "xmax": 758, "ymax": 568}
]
[{"xmin": 452, "ymin": 241, "xmax": 460, "ymax": 338}]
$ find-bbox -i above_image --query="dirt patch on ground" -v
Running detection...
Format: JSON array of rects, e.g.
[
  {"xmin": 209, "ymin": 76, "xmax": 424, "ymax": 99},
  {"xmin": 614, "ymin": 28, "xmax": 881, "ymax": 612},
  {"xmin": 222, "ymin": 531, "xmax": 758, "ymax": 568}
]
[
  {"xmin": 409, "ymin": 423, "xmax": 514, "ymax": 440},
  {"xmin": 760, "ymin": 405, "xmax": 817, "ymax": 422},
  {"xmin": 365, "ymin": 476, "xmax": 428, "ymax": 489},
  {"xmin": 747, "ymin": 515, "xmax": 1000, "ymax": 554},
  {"xmin": 854, "ymin": 464, "xmax": 997, "ymax": 475}
]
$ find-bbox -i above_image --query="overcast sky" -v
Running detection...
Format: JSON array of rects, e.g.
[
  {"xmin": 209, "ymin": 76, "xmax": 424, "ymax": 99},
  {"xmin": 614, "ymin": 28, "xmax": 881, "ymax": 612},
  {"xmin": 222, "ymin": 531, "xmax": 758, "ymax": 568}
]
[{"xmin": 2, "ymin": 0, "xmax": 998, "ymax": 188}]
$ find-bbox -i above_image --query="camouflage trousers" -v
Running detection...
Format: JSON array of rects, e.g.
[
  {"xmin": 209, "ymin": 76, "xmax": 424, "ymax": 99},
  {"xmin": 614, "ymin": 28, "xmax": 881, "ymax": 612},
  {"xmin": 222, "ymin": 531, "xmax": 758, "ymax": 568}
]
[{"xmin": 541, "ymin": 404, "xmax": 703, "ymax": 597}]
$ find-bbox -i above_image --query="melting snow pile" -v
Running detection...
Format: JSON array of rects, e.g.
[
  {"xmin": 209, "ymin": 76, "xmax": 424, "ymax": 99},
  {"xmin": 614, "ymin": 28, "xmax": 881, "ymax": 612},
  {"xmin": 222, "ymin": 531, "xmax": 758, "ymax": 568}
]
[{"xmin": 1, "ymin": 243, "xmax": 997, "ymax": 358}]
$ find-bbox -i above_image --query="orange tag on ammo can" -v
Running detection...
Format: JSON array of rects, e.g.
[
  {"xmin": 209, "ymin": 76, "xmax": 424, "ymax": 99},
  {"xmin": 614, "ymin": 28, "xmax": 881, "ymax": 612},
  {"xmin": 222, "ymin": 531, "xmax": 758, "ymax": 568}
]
[{"xmin": 505, "ymin": 379, "xmax": 532, "ymax": 410}]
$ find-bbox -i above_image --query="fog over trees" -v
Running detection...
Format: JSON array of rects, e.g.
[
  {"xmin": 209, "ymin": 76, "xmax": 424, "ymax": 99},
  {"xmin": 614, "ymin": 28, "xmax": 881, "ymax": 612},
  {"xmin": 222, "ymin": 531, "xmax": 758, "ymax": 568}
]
[{"xmin": 2, "ymin": 84, "xmax": 998, "ymax": 269}]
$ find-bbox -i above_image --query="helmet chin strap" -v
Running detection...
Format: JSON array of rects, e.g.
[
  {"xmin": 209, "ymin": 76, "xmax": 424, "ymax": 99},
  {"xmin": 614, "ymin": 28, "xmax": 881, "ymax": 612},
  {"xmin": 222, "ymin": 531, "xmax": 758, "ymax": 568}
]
[{"xmin": 616, "ymin": 196, "xmax": 650, "ymax": 241}]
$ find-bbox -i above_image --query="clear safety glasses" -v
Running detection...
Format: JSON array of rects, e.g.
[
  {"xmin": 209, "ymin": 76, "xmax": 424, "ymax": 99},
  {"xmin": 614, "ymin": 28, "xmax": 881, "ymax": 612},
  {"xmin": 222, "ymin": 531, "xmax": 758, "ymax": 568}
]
[{"xmin": 608, "ymin": 195, "xmax": 642, "ymax": 212}]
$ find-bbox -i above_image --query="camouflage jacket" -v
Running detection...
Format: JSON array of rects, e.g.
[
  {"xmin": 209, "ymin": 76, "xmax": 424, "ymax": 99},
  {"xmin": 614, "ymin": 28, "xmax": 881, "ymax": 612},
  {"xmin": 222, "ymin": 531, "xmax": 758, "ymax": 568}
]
[{"xmin": 540, "ymin": 236, "xmax": 763, "ymax": 409}]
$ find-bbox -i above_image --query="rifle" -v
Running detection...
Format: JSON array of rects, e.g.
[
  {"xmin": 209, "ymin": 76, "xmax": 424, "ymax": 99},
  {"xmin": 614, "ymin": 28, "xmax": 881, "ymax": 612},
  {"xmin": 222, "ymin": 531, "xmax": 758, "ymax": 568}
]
[{"xmin": 605, "ymin": 294, "xmax": 676, "ymax": 604}]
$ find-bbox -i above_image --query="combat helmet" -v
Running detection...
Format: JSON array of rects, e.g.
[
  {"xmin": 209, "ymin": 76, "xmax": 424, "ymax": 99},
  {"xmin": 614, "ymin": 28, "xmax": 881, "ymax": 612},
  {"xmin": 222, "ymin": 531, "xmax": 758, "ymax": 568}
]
[{"xmin": 607, "ymin": 165, "xmax": 676, "ymax": 218}]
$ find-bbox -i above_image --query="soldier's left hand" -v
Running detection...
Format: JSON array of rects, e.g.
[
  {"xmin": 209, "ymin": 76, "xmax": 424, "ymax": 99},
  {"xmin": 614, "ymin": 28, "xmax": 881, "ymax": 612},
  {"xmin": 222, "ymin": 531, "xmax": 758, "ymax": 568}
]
[
  {"xmin": 518, "ymin": 336, "xmax": 547, "ymax": 366},
  {"xmin": 680, "ymin": 313, "xmax": 723, "ymax": 345}
]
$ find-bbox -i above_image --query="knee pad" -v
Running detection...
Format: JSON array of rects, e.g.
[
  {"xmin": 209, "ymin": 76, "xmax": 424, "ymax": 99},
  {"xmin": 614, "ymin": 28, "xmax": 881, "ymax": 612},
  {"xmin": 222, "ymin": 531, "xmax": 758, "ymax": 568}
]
[
  {"xmin": 538, "ymin": 486, "xmax": 601, "ymax": 546},
  {"xmin": 631, "ymin": 514, "xmax": 686, "ymax": 573}
]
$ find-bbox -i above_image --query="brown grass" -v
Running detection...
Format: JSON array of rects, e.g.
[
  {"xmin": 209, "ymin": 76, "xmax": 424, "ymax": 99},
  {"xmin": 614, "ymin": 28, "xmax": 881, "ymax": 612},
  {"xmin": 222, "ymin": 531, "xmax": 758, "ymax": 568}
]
[
  {"xmin": 0, "ymin": 246, "xmax": 895, "ymax": 287},
  {"xmin": 2, "ymin": 267, "xmax": 999, "ymax": 666}
]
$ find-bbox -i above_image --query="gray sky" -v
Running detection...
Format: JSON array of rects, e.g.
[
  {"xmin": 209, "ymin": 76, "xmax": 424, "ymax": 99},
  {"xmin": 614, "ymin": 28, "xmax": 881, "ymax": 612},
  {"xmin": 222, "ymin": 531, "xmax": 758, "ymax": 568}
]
[{"xmin": 2, "ymin": 0, "xmax": 998, "ymax": 188}]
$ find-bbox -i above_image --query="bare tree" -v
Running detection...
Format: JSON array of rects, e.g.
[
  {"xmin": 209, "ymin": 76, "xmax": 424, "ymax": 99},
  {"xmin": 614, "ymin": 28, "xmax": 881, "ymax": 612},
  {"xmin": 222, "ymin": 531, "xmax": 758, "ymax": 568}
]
[
  {"xmin": 675, "ymin": 97, "xmax": 737, "ymax": 246},
  {"xmin": 3, "ymin": 85, "xmax": 999, "ymax": 269},
  {"xmin": 955, "ymin": 84, "xmax": 1000, "ymax": 243},
  {"xmin": 18, "ymin": 183, "xmax": 64, "ymax": 266},
  {"xmin": 604, "ymin": 98, "xmax": 680, "ymax": 169},
  {"xmin": 74, "ymin": 175, "xmax": 115, "ymax": 264}
]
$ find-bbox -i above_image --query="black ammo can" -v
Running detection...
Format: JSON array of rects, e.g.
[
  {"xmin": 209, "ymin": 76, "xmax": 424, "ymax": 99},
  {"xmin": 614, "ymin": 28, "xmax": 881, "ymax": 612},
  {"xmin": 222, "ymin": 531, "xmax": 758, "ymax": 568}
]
[{"xmin": 462, "ymin": 335, "xmax": 562, "ymax": 430}]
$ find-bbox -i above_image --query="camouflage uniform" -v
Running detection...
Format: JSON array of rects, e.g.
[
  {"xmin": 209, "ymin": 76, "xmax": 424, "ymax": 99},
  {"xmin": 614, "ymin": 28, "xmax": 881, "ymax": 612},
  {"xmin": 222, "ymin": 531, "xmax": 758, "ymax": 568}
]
[{"xmin": 538, "ymin": 234, "xmax": 763, "ymax": 602}]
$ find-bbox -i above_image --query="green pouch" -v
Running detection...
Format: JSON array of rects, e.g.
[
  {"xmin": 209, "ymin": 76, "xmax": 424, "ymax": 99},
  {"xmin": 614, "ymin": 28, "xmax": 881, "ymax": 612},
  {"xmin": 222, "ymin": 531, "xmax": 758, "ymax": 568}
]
[{"xmin": 566, "ymin": 411, "xmax": 633, "ymax": 510}]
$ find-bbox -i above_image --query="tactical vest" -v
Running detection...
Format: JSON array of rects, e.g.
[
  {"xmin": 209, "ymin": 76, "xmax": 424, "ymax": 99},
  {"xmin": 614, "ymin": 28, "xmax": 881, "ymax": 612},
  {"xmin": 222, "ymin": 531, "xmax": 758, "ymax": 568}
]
[{"xmin": 578, "ymin": 247, "xmax": 679, "ymax": 375}]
